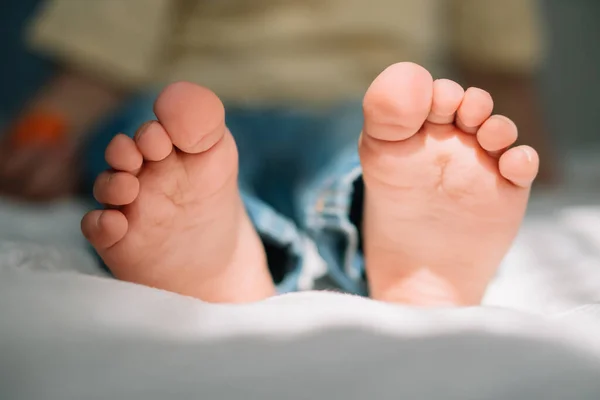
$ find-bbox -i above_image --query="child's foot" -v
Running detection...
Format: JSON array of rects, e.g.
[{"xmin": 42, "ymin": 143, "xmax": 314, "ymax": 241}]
[
  {"xmin": 360, "ymin": 63, "xmax": 539, "ymax": 306},
  {"xmin": 81, "ymin": 83, "xmax": 274, "ymax": 303}
]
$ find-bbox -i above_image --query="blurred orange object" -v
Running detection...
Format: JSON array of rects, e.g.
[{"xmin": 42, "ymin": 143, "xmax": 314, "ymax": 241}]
[{"xmin": 9, "ymin": 111, "xmax": 68, "ymax": 147}]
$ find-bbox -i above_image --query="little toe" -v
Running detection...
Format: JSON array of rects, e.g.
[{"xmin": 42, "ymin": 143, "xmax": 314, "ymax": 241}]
[
  {"xmin": 134, "ymin": 120, "xmax": 173, "ymax": 161},
  {"xmin": 154, "ymin": 82, "xmax": 226, "ymax": 154},
  {"xmin": 363, "ymin": 62, "xmax": 434, "ymax": 141},
  {"xmin": 93, "ymin": 171, "xmax": 140, "ymax": 206},
  {"xmin": 499, "ymin": 145, "xmax": 539, "ymax": 188},
  {"xmin": 476, "ymin": 115, "xmax": 518, "ymax": 153},
  {"xmin": 456, "ymin": 88, "xmax": 494, "ymax": 133},
  {"xmin": 81, "ymin": 209, "xmax": 128, "ymax": 249},
  {"xmin": 427, "ymin": 79, "xmax": 464, "ymax": 124},
  {"xmin": 105, "ymin": 134, "xmax": 143, "ymax": 173}
]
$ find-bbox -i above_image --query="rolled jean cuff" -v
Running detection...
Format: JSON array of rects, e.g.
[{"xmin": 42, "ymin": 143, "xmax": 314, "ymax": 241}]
[
  {"xmin": 298, "ymin": 147, "xmax": 367, "ymax": 296},
  {"xmin": 242, "ymin": 192, "xmax": 327, "ymax": 294}
]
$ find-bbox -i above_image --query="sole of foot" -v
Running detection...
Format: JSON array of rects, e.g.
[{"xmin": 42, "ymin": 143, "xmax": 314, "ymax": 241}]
[
  {"xmin": 81, "ymin": 82, "xmax": 275, "ymax": 303},
  {"xmin": 360, "ymin": 62, "xmax": 539, "ymax": 306}
]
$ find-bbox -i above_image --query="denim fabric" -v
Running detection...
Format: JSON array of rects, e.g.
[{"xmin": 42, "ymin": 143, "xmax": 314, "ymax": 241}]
[{"xmin": 83, "ymin": 92, "xmax": 366, "ymax": 294}]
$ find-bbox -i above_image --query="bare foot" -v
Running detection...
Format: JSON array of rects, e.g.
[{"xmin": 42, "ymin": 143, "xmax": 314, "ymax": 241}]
[
  {"xmin": 360, "ymin": 63, "xmax": 539, "ymax": 306},
  {"xmin": 81, "ymin": 82, "xmax": 275, "ymax": 303}
]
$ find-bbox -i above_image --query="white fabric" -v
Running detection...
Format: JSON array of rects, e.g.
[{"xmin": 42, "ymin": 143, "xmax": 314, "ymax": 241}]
[
  {"xmin": 2, "ymin": 192, "xmax": 600, "ymax": 315},
  {"xmin": 1, "ymin": 264, "xmax": 600, "ymax": 399},
  {"xmin": 3, "ymin": 164, "xmax": 600, "ymax": 398}
]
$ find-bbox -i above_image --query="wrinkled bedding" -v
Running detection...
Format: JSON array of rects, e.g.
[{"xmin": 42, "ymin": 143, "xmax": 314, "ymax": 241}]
[
  {"xmin": 1, "ymin": 192, "xmax": 600, "ymax": 399},
  {"xmin": 1, "ymin": 266, "xmax": 600, "ymax": 400},
  {"xmin": 2, "ymin": 191, "xmax": 600, "ymax": 314}
]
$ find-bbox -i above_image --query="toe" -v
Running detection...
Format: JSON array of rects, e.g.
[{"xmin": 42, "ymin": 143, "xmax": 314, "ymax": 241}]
[
  {"xmin": 363, "ymin": 62, "xmax": 433, "ymax": 141},
  {"xmin": 456, "ymin": 88, "xmax": 494, "ymax": 133},
  {"xmin": 93, "ymin": 171, "xmax": 140, "ymax": 205},
  {"xmin": 476, "ymin": 115, "xmax": 518, "ymax": 153},
  {"xmin": 81, "ymin": 209, "xmax": 128, "ymax": 249},
  {"xmin": 105, "ymin": 134, "xmax": 143, "ymax": 173},
  {"xmin": 427, "ymin": 79, "xmax": 464, "ymax": 124},
  {"xmin": 154, "ymin": 82, "xmax": 226, "ymax": 154},
  {"xmin": 135, "ymin": 120, "xmax": 173, "ymax": 161},
  {"xmin": 498, "ymin": 145, "xmax": 539, "ymax": 188}
]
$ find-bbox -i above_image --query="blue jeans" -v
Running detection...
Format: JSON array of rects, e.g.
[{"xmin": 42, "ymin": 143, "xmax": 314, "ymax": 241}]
[{"xmin": 84, "ymin": 92, "xmax": 368, "ymax": 295}]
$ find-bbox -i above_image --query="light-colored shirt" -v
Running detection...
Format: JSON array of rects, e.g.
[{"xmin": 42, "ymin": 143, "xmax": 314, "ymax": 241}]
[{"xmin": 27, "ymin": 0, "xmax": 544, "ymax": 105}]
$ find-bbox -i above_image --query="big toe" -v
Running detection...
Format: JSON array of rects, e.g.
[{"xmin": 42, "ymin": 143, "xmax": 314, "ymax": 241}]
[
  {"xmin": 363, "ymin": 62, "xmax": 434, "ymax": 141},
  {"xmin": 154, "ymin": 82, "xmax": 226, "ymax": 154}
]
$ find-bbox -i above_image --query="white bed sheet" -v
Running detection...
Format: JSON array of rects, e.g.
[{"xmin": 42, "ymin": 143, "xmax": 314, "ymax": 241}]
[
  {"xmin": 1, "ymin": 265, "xmax": 600, "ymax": 400},
  {"xmin": 2, "ymin": 185, "xmax": 600, "ymax": 398}
]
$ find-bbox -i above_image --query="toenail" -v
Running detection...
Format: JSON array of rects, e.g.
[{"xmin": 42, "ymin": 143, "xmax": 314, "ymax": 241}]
[
  {"xmin": 491, "ymin": 115, "xmax": 513, "ymax": 127},
  {"xmin": 106, "ymin": 172, "xmax": 114, "ymax": 183},
  {"xmin": 521, "ymin": 147, "xmax": 533, "ymax": 163},
  {"xmin": 135, "ymin": 121, "xmax": 155, "ymax": 141},
  {"xmin": 95, "ymin": 211, "xmax": 103, "ymax": 228}
]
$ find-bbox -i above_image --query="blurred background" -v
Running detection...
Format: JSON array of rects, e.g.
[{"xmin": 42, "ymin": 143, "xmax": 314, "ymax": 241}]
[{"xmin": 1, "ymin": 0, "xmax": 600, "ymax": 303}]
